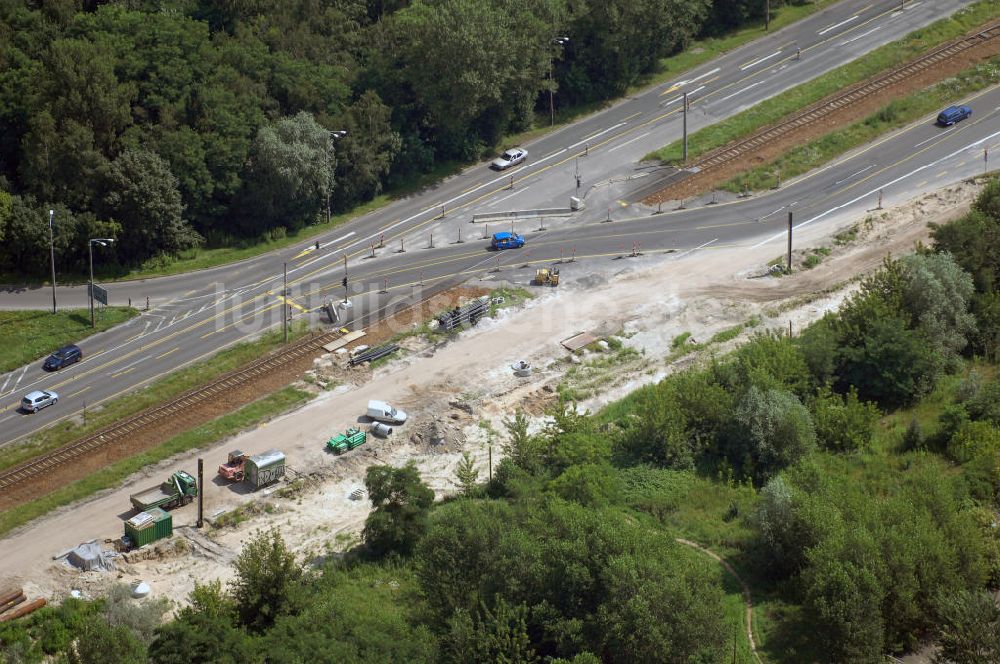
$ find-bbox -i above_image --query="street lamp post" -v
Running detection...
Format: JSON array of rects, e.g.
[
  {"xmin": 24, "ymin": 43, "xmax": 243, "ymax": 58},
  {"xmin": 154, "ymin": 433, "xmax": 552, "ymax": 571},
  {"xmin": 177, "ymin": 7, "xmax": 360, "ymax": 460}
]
[
  {"xmin": 326, "ymin": 130, "xmax": 347, "ymax": 223},
  {"xmin": 48, "ymin": 209, "xmax": 56, "ymax": 314},
  {"xmin": 549, "ymin": 37, "xmax": 569, "ymax": 126},
  {"xmin": 88, "ymin": 238, "xmax": 114, "ymax": 328}
]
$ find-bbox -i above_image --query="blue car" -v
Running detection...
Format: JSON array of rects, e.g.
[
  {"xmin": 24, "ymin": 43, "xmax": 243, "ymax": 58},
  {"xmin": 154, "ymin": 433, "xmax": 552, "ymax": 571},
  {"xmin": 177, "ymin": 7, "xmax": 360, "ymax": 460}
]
[
  {"xmin": 937, "ymin": 105, "xmax": 972, "ymax": 126},
  {"xmin": 490, "ymin": 232, "xmax": 525, "ymax": 250},
  {"xmin": 43, "ymin": 344, "xmax": 82, "ymax": 371}
]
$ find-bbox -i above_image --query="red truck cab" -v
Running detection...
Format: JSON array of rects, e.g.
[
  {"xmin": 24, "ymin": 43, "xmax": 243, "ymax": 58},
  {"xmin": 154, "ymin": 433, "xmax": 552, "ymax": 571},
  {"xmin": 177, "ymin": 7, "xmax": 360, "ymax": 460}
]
[{"xmin": 218, "ymin": 449, "xmax": 248, "ymax": 481}]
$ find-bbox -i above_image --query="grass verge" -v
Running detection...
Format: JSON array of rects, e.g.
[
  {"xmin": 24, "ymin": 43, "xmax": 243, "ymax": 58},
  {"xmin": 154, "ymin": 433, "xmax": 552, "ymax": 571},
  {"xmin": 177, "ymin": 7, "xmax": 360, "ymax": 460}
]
[
  {"xmin": 0, "ymin": 307, "xmax": 138, "ymax": 373},
  {"xmin": 648, "ymin": 0, "xmax": 1000, "ymax": 164},
  {"xmin": 0, "ymin": 385, "xmax": 312, "ymax": 538},
  {"xmin": 720, "ymin": 56, "xmax": 1000, "ymax": 193},
  {"xmin": 0, "ymin": 322, "xmax": 310, "ymax": 474}
]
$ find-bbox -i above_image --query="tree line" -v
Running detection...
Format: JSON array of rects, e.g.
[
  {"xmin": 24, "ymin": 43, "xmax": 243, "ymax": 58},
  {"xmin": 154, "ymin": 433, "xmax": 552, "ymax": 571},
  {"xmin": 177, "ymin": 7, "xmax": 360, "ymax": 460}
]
[{"xmin": 0, "ymin": 0, "xmax": 802, "ymax": 277}]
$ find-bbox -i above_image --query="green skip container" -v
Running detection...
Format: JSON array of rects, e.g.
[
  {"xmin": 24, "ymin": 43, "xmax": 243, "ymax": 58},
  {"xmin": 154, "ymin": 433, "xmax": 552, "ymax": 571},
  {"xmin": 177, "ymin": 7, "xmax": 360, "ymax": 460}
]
[{"xmin": 124, "ymin": 507, "xmax": 173, "ymax": 549}]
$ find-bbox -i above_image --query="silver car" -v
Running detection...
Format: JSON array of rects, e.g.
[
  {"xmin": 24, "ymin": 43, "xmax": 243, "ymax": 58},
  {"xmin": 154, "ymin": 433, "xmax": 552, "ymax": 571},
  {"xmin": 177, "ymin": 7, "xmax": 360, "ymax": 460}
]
[
  {"xmin": 491, "ymin": 147, "xmax": 527, "ymax": 170},
  {"xmin": 21, "ymin": 390, "xmax": 58, "ymax": 414}
]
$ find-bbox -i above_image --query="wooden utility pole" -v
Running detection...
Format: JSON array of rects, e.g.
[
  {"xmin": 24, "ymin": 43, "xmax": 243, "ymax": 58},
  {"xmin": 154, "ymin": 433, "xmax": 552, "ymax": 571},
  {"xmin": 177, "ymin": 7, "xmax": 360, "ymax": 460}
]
[
  {"xmin": 683, "ymin": 92, "xmax": 689, "ymax": 164},
  {"xmin": 283, "ymin": 262, "xmax": 289, "ymax": 343},
  {"xmin": 786, "ymin": 211, "xmax": 793, "ymax": 273},
  {"xmin": 197, "ymin": 458, "xmax": 204, "ymax": 528}
]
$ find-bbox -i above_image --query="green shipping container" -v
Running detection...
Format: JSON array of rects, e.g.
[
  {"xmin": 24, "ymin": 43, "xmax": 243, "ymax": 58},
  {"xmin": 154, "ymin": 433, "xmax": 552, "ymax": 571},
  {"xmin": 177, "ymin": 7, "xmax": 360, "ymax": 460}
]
[{"xmin": 124, "ymin": 507, "xmax": 173, "ymax": 549}]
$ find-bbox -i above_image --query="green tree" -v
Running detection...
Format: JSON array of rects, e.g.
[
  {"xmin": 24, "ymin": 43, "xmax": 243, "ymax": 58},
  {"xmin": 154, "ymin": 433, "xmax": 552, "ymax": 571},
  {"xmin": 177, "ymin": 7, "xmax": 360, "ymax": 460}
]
[
  {"xmin": 454, "ymin": 451, "xmax": 480, "ymax": 496},
  {"xmin": 597, "ymin": 552, "xmax": 726, "ymax": 663},
  {"xmin": 725, "ymin": 386, "xmax": 816, "ymax": 484},
  {"xmin": 836, "ymin": 313, "xmax": 937, "ymax": 407},
  {"xmin": 149, "ymin": 581, "xmax": 258, "ymax": 664},
  {"xmin": 734, "ymin": 331, "xmax": 812, "ymax": 397},
  {"xmin": 68, "ymin": 615, "xmax": 146, "ymax": 664},
  {"xmin": 104, "ymin": 148, "xmax": 202, "ymax": 259},
  {"xmin": 899, "ymin": 252, "xmax": 975, "ymax": 369},
  {"xmin": 547, "ymin": 463, "xmax": 619, "ymax": 507},
  {"xmin": 363, "ymin": 462, "xmax": 435, "ymax": 557},
  {"xmin": 810, "ymin": 387, "xmax": 880, "ymax": 453},
  {"xmin": 239, "ymin": 110, "xmax": 332, "ymax": 234},
  {"xmin": 333, "ymin": 90, "xmax": 401, "ymax": 208},
  {"xmin": 230, "ymin": 528, "xmax": 303, "ymax": 632},
  {"xmin": 802, "ymin": 542, "xmax": 885, "ymax": 663},
  {"xmin": 442, "ymin": 599, "xmax": 539, "ymax": 664},
  {"xmin": 561, "ymin": 0, "xmax": 709, "ymax": 103},
  {"xmin": 503, "ymin": 410, "xmax": 540, "ymax": 472},
  {"xmin": 931, "ymin": 179, "xmax": 1000, "ymax": 299},
  {"xmin": 388, "ymin": 0, "xmax": 559, "ymax": 158},
  {"xmin": 933, "ymin": 589, "xmax": 1000, "ymax": 663},
  {"xmin": 261, "ymin": 565, "xmax": 438, "ymax": 664},
  {"xmin": 796, "ymin": 314, "xmax": 841, "ymax": 388},
  {"xmin": 101, "ymin": 583, "xmax": 169, "ymax": 643}
]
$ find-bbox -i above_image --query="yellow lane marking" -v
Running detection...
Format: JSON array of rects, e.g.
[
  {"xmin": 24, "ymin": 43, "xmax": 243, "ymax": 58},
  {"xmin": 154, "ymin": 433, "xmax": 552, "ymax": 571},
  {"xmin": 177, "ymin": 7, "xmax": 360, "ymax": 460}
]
[
  {"xmin": 915, "ymin": 180, "xmax": 928, "ymax": 188},
  {"xmin": 293, "ymin": 247, "xmax": 316, "ymax": 260},
  {"xmin": 74, "ymin": 386, "xmax": 91, "ymax": 397},
  {"xmin": 936, "ymin": 170, "xmax": 948, "ymax": 178},
  {"xmin": 157, "ymin": 347, "xmax": 179, "ymax": 360},
  {"xmin": 857, "ymin": 3, "xmax": 874, "ymax": 14},
  {"xmin": 660, "ymin": 84, "xmax": 681, "ymax": 96},
  {"xmin": 111, "ymin": 367, "xmax": 135, "ymax": 378}
]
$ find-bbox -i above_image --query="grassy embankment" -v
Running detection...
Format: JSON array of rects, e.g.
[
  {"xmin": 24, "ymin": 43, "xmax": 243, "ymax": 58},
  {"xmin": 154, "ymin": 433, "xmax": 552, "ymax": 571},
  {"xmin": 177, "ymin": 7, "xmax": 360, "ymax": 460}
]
[
  {"xmin": 648, "ymin": 0, "xmax": 1000, "ymax": 167},
  {"xmin": 0, "ymin": 307, "xmax": 138, "ymax": 373},
  {"xmin": 720, "ymin": 55, "xmax": 1000, "ymax": 193}
]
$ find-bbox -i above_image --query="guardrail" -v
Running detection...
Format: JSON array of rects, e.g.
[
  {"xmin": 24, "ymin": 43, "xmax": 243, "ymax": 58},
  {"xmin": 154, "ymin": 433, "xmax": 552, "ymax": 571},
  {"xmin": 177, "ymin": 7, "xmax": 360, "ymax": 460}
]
[{"xmin": 472, "ymin": 208, "xmax": 573, "ymax": 223}]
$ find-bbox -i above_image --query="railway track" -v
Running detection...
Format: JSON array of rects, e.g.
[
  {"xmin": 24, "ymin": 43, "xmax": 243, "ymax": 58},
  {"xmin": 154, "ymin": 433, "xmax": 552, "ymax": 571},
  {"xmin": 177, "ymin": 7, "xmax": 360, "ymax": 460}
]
[
  {"xmin": 647, "ymin": 21, "xmax": 1000, "ymax": 200},
  {"xmin": 0, "ymin": 280, "xmax": 459, "ymax": 498}
]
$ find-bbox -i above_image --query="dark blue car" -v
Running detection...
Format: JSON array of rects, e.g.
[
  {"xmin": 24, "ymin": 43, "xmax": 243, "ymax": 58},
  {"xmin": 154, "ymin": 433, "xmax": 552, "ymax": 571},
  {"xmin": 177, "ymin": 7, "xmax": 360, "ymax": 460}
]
[
  {"xmin": 936, "ymin": 105, "xmax": 972, "ymax": 126},
  {"xmin": 43, "ymin": 344, "xmax": 82, "ymax": 371},
  {"xmin": 490, "ymin": 232, "xmax": 525, "ymax": 250}
]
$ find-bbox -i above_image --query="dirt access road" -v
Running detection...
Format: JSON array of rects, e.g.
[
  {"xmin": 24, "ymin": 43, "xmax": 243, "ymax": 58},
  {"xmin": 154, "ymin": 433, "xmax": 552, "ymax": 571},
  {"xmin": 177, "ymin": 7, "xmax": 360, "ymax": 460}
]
[{"xmin": 0, "ymin": 179, "xmax": 979, "ymax": 616}]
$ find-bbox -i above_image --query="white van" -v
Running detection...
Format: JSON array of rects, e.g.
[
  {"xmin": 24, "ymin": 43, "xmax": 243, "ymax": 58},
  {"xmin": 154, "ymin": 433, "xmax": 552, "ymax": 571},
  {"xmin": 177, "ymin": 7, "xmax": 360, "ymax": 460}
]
[{"xmin": 367, "ymin": 400, "xmax": 407, "ymax": 424}]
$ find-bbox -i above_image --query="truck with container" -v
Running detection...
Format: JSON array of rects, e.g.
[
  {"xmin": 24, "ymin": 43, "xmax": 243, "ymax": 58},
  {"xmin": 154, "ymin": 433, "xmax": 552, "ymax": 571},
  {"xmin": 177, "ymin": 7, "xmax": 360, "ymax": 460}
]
[
  {"xmin": 130, "ymin": 471, "xmax": 198, "ymax": 512},
  {"xmin": 327, "ymin": 427, "xmax": 367, "ymax": 454},
  {"xmin": 218, "ymin": 449, "xmax": 285, "ymax": 490}
]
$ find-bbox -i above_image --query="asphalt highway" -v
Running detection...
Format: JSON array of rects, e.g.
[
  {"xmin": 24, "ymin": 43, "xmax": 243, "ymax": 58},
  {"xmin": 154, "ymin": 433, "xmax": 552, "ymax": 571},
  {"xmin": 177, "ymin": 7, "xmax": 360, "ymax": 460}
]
[{"xmin": 0, "ymin": 0, "xmax": 986, "ymax": 447}]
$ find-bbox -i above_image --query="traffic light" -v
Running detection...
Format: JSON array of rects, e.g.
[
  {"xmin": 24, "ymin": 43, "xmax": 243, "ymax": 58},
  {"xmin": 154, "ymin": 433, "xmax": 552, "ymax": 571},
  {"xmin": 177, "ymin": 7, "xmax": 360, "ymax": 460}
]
[{"xmin": 342, "ymin": 276, "xmax": 348, "ymax": 288}]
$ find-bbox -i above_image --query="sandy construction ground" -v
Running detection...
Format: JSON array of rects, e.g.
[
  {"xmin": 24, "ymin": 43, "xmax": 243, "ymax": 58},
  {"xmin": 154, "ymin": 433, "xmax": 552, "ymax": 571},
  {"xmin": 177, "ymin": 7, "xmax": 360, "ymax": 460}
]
[{"xmin": 0, "ymin": 179, "xmax": 981, "ymax": 611}]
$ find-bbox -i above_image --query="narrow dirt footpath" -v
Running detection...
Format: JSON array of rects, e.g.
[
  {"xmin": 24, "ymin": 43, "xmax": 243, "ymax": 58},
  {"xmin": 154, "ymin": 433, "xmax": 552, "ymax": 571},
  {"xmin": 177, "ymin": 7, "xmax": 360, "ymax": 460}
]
[{"xmin": 677, "ymin": 538, "xmax": 762, "ymax": 664}]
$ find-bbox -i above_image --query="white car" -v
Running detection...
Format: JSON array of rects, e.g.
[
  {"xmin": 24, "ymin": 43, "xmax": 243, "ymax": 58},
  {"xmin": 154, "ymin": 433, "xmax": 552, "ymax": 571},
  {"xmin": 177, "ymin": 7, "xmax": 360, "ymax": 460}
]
[
  {"xmin": 491, "ymin": 147, "xmax": 527, "ymax": 170},
  {"xmin": 21, "ymin": 389, "xmax": 58, "ymax": 414}
]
